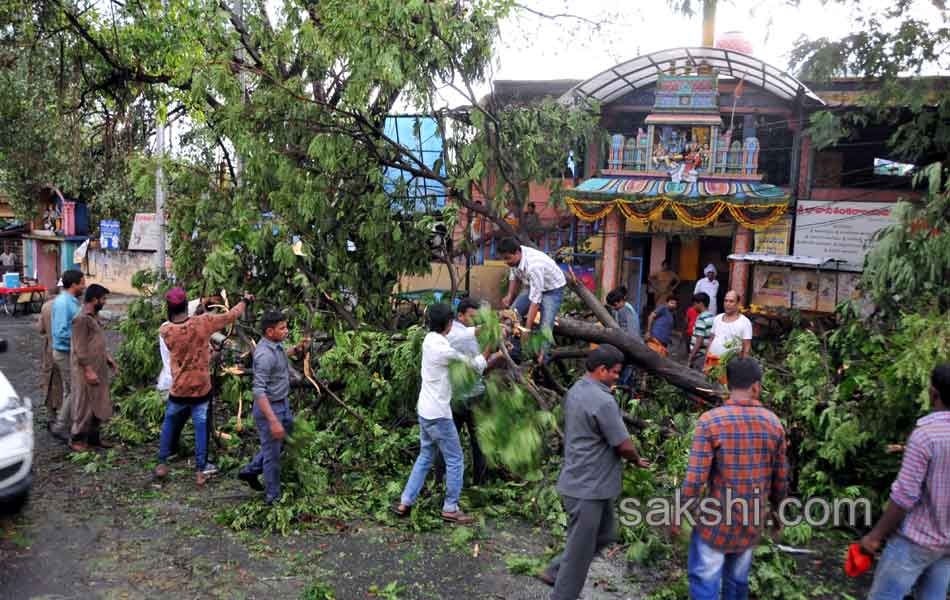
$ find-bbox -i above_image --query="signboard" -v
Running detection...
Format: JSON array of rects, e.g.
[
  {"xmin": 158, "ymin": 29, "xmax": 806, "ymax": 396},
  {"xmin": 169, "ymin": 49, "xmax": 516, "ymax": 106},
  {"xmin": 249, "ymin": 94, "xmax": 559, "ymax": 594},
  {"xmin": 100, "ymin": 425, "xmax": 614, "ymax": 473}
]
[
  {"xmin": 100, "ymin": 220, "xmax": 120, "ymax": 250},
  {"xmin": 794, "ymin": 201, "xmax": 898, "ymax": 271},
  {"xmin": 751, "ymin": 266, "xmax": 790, "ymax": 308},
  {"xmin": 129, "ymin": 213, "xmax": 160, "ymax": 251},
  {"xmin": 754, "ymin": 216, "xmax": 792, "ymax": 255}
]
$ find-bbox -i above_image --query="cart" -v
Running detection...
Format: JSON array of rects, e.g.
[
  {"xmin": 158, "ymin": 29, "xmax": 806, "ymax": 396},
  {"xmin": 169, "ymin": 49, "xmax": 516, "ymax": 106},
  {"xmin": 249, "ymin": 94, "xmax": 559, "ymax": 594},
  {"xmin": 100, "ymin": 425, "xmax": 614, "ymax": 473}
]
[{"xmin": 0, "ymin": 285, "xmax": 47, "ymax": 316}]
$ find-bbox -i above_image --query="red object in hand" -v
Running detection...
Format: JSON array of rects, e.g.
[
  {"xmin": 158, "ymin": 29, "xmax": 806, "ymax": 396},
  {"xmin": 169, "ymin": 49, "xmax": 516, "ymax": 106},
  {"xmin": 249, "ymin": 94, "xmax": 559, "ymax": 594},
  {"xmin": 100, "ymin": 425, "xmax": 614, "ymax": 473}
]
[{"xmin": 845, "ymin": 543, "xmax": 873, "ymax": 577}]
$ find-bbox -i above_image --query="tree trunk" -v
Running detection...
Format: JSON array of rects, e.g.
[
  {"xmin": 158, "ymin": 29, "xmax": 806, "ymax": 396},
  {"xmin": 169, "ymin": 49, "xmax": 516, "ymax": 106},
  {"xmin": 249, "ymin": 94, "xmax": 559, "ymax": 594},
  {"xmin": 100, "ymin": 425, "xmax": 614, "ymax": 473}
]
[
  {"xmin": 554, "ymin": 316, "xmax": 725, "ymax": 401},
  {"xmin": 565, "ymin": 275, "xmax": 617, "ymax": 328}
]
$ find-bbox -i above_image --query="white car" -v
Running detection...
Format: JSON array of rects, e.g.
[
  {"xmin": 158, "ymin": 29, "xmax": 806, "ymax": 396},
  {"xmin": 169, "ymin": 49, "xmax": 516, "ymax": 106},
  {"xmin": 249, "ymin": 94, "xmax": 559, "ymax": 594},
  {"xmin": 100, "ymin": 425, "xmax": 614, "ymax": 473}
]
[{"xmin": 0, "ymin": 344, "xmax": 33, "ymax": 513}]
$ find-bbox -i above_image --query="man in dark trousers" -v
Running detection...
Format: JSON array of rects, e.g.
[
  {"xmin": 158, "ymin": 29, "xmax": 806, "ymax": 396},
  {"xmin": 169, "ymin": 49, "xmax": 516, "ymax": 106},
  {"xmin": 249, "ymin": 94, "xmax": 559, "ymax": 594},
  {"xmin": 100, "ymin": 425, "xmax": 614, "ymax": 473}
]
[
  {"xmin": 238, "ymin": 311, "xmax": 308, "ymax": 504},
  {"xmin": 540, "ymin": 344, "xmax": 651, "ymax": 599}
]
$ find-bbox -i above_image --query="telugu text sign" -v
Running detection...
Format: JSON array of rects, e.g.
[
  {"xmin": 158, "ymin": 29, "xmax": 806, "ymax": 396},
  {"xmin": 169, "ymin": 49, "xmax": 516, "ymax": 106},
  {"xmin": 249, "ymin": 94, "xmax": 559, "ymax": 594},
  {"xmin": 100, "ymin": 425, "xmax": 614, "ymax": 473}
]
[{"xmin": 793, "ymin": 201, "xmax": 898, "ymax": 271}]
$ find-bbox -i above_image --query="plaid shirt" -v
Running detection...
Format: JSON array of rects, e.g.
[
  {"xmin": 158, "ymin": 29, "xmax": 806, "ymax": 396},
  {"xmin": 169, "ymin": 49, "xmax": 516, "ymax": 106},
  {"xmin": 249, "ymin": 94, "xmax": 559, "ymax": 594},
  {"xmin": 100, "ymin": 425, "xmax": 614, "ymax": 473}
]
[
  {"xmin": 682, "ymin": 397, "xmax": 789, "ymax": 552},
  {"xmin": 891, "ymin": 411, "xmax": 950, "ymax": 550}
]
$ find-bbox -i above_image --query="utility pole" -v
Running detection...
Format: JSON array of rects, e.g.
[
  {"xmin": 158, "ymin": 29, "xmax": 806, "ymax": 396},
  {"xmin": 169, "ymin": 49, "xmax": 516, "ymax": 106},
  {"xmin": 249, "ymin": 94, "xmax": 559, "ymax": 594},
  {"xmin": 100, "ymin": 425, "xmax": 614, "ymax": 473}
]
[
  {"xmin": 155, "ymin": 115, "xmax": 166, "ymax": 276},
  {"xmin": 232, "ymin": 0, "xmax": 244, "ymax": 185},
  {"xmin": 702, "ymin": 0, "xmax": 717, "ymax": 46}
]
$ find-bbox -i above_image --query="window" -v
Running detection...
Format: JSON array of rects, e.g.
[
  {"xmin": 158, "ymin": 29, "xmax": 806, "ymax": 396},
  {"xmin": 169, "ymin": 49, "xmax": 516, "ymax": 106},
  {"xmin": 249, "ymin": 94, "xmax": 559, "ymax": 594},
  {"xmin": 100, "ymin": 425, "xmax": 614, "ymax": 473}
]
[{"xmin": 873, "ymin": 158, "xmax": 916, "ymax": 177}]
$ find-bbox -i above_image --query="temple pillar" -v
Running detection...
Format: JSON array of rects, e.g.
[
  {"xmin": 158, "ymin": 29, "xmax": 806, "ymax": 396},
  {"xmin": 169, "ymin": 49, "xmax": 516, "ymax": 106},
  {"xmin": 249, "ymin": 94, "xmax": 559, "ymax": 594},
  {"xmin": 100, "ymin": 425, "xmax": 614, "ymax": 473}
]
[
  {"xmin": 599, "ymin": 210, "xmax": 625, "ymax": 299},
  {"xmin": 730, "ymin": 226, "xmax": 754, "ymax": 305}
]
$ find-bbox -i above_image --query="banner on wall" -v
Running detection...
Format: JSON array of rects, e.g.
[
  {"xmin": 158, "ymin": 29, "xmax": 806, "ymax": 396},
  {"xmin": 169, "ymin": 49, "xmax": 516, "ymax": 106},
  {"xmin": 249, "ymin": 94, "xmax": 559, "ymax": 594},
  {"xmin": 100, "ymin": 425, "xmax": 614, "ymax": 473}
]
[
  {"xmin": 754, "ymin": 216, "xmax": 792, "ymax": 255},
  {"xmin": 794, "ymin": 201, "xmax": 898, "ymax": 271}
]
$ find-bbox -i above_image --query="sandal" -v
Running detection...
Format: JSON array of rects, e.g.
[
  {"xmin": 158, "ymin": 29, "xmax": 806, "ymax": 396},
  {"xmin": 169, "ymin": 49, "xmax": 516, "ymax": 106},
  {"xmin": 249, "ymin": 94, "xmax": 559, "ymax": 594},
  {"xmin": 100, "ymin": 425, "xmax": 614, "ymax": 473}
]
[{"xmin": 391, "ymin": 503, "xmax": 411, "ymax": 517}]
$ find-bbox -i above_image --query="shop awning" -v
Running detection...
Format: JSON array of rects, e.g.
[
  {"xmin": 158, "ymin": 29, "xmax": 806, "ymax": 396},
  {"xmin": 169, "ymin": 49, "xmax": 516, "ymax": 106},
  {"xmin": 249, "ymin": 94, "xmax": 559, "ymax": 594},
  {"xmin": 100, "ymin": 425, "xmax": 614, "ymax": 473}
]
[
  {"xmin": 728, "ymin": 253, "xmax": 841, "ymax": 267},
  {"xmin": 565, "ymin": 176, "xmax": 791, "ymax": 230}
]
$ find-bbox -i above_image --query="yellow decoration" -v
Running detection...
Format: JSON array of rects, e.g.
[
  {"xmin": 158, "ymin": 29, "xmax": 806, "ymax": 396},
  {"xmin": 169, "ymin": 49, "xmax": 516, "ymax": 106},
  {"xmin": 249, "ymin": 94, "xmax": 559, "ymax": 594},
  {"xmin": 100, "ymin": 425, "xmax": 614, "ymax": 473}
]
[{"xmin": 564, "ymin": 196, "xmax": 788, "ymax": 230}]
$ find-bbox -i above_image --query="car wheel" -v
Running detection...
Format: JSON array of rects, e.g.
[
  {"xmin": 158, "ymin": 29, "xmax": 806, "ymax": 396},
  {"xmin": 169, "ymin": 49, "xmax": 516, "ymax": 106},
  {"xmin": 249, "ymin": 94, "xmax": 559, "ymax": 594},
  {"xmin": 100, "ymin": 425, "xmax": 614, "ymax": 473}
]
[{"xmin": 0, "ymin": 489, "xmax": 29, "ymax": 515}]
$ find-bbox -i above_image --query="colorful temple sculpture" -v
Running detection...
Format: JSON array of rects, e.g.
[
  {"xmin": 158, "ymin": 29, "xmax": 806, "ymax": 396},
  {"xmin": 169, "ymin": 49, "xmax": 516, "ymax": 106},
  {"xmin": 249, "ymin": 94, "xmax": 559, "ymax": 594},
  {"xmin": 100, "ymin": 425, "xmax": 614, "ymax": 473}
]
[{"xmin": 555, "ymin": 46, "xmax": 825, "ymax": 304}]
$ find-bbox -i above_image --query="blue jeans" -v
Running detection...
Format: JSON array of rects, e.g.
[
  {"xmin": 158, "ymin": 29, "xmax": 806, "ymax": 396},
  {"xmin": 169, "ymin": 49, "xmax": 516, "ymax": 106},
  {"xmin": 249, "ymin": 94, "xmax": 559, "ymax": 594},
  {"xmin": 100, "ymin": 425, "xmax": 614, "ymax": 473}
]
[
  {"xmin": 400, "ymin": 417, "xmax": 464, "ymax": 513},
  {"xmin": 513, "ymin": 285, "xmax": 565, "ymax": 358},
  {"xmin": 242, "ymin": 400, "xmax": 294, "ymax": 503},
  {"xmin": 688, "ymin": 530, "xmax": 753, "ymax": 600},
  {"xmin": 157, "ymin": 400, "xmax": 209, "ymax": 471},
  {"xmin": 868, "ymin": 534, "xmax": 950, "ymax": 600}
]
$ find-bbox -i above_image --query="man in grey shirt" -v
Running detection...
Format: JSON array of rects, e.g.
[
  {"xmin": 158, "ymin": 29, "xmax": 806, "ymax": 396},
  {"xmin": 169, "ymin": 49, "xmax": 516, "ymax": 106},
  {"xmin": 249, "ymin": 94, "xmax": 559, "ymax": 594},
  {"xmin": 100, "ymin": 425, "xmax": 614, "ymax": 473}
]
[
  {"xmin": 541, "ymin": 345, "xmax": 651, "ymax": 599},
  {"xmin": 238, "ymin": 311, "xmax": 307, "ymax": 504}
]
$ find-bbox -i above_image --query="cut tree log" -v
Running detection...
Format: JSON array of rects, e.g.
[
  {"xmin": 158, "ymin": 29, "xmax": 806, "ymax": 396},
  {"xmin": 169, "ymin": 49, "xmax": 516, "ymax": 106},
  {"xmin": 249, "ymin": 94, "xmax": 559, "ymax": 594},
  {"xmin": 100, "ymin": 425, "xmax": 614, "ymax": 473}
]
[
  {"xmin": 558, "ymin": 274, "xmax": 725, "ymax": 400},
  {"xmin": 554, "ymin": 316, "xmax": 724, "ymax": 400}
]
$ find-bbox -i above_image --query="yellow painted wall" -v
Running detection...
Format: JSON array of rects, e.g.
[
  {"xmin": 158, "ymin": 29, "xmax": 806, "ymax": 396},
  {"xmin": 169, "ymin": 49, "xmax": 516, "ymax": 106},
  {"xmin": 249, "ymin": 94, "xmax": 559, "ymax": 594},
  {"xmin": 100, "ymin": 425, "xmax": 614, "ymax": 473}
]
[{"xmin": 398, "ymin": 263, "xmax": 510, "ymax": 306}]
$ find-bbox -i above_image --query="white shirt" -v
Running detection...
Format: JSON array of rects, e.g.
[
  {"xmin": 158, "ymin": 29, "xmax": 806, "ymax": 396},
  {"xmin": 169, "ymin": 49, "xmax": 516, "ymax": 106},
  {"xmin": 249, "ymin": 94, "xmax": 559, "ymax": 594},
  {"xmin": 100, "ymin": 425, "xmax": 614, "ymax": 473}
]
[
  {"xmin": 418, "ymin": 331, "xmax": 487, "ymax": 420},
  {"xmin": 157, "ymin": 325, "xmax": 172, "ymax": 391},
  {"xmin": 708, "ymin": 313, "xmax": 753, "ymax": 357},
  {"xmin": 446, "ymin": 321, "xmax": 486, "ymax": 399},
  {"xmin": 693, "ymin": 277, "xmax": 720, "ymax": 315},
  {"xmin": 0, "ymin": 252, "xmax": 14, "ymax": 267},
  {"xmin": 508, "ymin": 245, "xmax": 567, "ymax": 304}
]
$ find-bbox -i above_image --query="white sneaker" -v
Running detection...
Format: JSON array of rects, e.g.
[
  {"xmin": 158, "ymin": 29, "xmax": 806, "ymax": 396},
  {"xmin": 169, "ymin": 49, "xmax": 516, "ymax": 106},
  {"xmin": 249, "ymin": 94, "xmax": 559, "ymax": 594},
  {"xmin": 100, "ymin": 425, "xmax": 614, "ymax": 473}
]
[{"xmin": 201, "ymin": 463, "xmax": 219, "ymax": 476}]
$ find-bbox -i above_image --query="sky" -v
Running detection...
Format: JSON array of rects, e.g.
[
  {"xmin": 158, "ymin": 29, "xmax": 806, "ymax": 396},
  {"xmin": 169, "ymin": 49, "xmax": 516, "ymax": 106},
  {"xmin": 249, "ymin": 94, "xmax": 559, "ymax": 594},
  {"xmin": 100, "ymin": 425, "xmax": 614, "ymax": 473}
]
[{"xmin": 456, "ymin": 0, "xmax": 946, "ymax": 101}]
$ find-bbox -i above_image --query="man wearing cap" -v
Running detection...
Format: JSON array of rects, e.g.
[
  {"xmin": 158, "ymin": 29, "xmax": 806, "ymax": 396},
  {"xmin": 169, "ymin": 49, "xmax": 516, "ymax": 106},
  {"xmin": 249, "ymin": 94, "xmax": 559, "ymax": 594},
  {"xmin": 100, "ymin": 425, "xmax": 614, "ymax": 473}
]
[
  {"xmin": 693, "ymin": 264, "xmax": 720, "ymax": 315},
  {"xmin": 154, "ymin": 287, "xmax": 251, "ymax": 486}
]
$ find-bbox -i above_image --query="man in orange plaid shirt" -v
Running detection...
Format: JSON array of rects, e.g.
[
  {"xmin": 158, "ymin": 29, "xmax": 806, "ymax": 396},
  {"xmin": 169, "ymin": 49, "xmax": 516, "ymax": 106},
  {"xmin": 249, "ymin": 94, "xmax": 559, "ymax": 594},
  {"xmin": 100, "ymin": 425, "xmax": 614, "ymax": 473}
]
[{"xmin": 675, "ymin": 357, "xmax": 789, "ymax": 600}]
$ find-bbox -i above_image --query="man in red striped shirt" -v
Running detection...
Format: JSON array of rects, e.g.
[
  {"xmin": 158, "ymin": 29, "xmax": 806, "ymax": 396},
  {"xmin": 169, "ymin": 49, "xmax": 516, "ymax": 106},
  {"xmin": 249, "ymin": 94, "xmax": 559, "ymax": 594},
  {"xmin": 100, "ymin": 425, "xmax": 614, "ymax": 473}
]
[
  {"xmin": 862, "ymin": 364, "xmax": 950, "ymax": 600},
  {"xmin": 676, "ymin": 357, "xmax": 788, "ymax": 600}
]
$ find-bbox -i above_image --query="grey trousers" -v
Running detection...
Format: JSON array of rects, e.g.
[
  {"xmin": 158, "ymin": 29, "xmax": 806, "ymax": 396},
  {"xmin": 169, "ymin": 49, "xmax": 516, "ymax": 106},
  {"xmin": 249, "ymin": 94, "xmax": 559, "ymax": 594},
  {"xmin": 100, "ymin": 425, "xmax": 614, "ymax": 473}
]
[
  {"xmin": 545, "ymin": 495, "xmax": 618, "ymax": 600},
  {"xmin": 51, "ymin": 350, "xmax": 74, "ymax": 436}
]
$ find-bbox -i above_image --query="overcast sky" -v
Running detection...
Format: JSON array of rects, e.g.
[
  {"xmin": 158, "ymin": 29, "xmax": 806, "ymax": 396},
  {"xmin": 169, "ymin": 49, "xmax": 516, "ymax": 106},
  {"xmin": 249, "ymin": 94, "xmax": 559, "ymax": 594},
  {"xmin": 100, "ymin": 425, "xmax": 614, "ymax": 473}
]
[{"xmin": 468, "ymin": 0, "xmax": 946, "ymax": 94}]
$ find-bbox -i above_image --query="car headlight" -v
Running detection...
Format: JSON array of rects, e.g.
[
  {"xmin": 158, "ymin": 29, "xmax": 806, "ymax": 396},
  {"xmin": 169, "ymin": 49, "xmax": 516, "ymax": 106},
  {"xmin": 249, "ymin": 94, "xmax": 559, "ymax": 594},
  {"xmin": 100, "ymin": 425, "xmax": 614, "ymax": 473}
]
[{"xmin": 0, "ymin": 396, "xmax": 30, "ymax": 437}]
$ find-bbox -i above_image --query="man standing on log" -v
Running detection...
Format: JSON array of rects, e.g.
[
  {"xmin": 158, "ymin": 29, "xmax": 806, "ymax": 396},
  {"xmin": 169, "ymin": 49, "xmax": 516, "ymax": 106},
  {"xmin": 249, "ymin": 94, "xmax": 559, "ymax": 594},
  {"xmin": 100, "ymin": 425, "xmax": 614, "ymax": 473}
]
[
  {"xmin": 394, "ymin": 303, "xmax": 501, "ymax": 524},
  {"xmin": 539, "ymin": 345, "xmax": 650, "ymax": 599},
  {"xmin": 69, "ymin": 284, "xmax": 116, "ymax": 451},
  {"xmin": 704, "ymin": 291, "xmax": 752, "ymax": 382},
  {"xmin": 498, "ymin": 238, "xmax": 566, "ymax": 363}
]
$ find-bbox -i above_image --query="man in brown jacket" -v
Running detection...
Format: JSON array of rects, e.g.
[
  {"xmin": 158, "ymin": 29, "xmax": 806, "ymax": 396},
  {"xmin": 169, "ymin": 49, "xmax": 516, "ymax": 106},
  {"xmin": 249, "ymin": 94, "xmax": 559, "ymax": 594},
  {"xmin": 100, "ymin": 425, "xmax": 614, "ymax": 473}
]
[
  {"xmin": 69, "ymin": 284, "xmax": 116, "ymax": 452},
  {"xmin": 155, "ymin": 287, "xmax": 250, "ymax": 485}
]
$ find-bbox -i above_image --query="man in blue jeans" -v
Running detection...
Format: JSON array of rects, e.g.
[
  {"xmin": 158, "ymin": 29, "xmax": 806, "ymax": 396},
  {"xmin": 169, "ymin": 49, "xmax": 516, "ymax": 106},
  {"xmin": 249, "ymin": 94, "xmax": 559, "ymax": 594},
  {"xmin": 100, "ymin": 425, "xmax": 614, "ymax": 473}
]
[
  {"xmin": 393, "ymin": 303, "xmax": 501, "ymax": 524},
  {"xmin": 154, "ymin": 287, "xmax": 250, "ymax": 486},
  {"xmin": 498, "ymin": 238, "xmax": 566, "ymax": 363},
  {"xmin": 238, "ymin": 311, "xmax": 309, "ymax": 504},
  {"xmin": 861, "ymin": 363, "xmax": 950, "ymax": 600},
  {"xmin": 673, "ymin": 357, "xmax": 788, "ymax": 600}
]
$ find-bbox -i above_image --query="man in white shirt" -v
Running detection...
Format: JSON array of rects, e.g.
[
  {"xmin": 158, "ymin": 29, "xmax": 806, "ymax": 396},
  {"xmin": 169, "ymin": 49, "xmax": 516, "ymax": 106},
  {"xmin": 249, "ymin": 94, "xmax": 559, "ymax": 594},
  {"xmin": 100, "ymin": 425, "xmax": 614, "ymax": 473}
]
[
  {"xmin": 704, "ymin": 290, "xmax": 753, "ymax": 383},
  {"xmin": 693, "ymin": 264, "xmax": 720, "ymax": 315},
  {"xmin": 394, "ymin": 303, "xmax": 500, "ymax": 524},
  {"xmin": 498, "ymin": 238, "xmax": 566, "ymax": 361},
  {"xmin": 0, "ymin": 249, "xmax": 16, "ymax": 270},
  {"xmin": 434, "ymin": 298, "xmax": 493, "ymax": 485}
]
